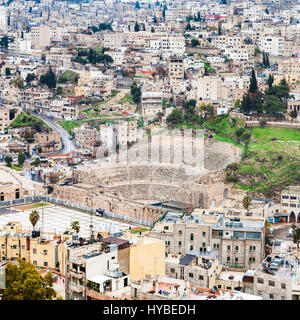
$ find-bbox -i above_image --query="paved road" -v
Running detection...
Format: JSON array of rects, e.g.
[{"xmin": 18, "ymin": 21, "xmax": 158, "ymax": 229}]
[
  {"xmin": 273, "ymin": 223, "xmax": 299, "ymax": 241},
  {"xmin": 32, "ymin": 113, "xmax": 78, "ymax": 154}
]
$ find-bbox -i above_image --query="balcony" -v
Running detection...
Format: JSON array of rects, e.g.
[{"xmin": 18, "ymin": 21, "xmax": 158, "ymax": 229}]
[
  {"xmin": 70, "ymin": 283, "xmax": 84, "ymax": 294},
  {"xmin": 69, "ymin": 270, "xmax": 84, "ymax": 279}
]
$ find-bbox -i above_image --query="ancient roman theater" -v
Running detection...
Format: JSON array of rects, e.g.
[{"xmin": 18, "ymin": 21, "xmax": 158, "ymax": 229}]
[{"xmin": 51, "ymin": 131, "xmax": 245, "ymax": 225}]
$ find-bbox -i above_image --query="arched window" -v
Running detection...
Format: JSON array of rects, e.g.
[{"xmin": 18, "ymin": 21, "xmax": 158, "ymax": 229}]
[
  {"xmin": 0, "ymin": 192, "xmax": 4, "ymax": 201},
  {"xmin": 290, "ymin": 211, "xmax": 296, "ymax": 223},
  {"xmin": 15, "ymin": 188, "xmax": 20, "ymax": 199}
]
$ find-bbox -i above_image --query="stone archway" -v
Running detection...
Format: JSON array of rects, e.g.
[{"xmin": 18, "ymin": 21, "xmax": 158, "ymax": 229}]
[{"xmin": 290, "ymin": 211, "xmax": 296, "ymax": 223}]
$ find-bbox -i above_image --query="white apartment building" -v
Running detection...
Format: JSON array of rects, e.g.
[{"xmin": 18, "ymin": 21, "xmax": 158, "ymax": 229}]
[
  {"xmin": 259, "ymin": 36, "xmax": 285, "ymax": 56},
  {"xmin": 0, "ymin": 6, "xmax": 7, "ymax": 33},
  {"xmin": 141, "ymin": 91, "xmax": 163, "ymax": 119}
]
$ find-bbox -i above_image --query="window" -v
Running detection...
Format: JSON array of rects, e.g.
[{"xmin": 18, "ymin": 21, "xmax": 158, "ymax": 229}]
[
  {"xmin": 227, "ymin": 245, "xmax": 230, "ymax": 250},
  {"xmin": 33, "ymin": 249, "xmax": 37, "ymax": 254},
  {"xmin": 235, "ymin": 246, "xmax": 239, "ymax": 251},
  {"xmin": 258, "ymin": 278, "xmax": 264, "ymax": 284},
  {"xmin": 227, "ymin": 256, "xmax": 230, "ymax": 262},
  {"xmin": 199, "ymin": 275, "xmax": 203, "ymax": 280},
  {"xmin": 281, "ymin": 283, "xmax": 286, "ymax": 289},
  {"xmin": 269, "ymin": 280, "xmax": 275, "ymax": 287},
  {"xmin": 269, "ymin": 293, "xmax": 274, "ymax": 299},
  {"xmin": 252, "ymin": 257, "xmax": 255, "ymax": 262},
  {"xmin": 202, "ymin": 232, "xmax": 206, "ymax": 236},
  {"xmin": 178, "ymin": 241, "xmax": 182, "ymax": 246},
  {"xmin": 164, "ymin": 226, "xmax": 169, "ymax": 230},
  {"xmin": 235, "ymin": 257, "xmax": 238, "ymax": 262},
  {"xmin": 43, "ymin": 250, "xmax": 48, "ymax": 255},
  {"xmin": 189, "ymin": 273, "xmax": 193, "ymax": 278},
  {"xmin": 178, "ymin": 230, "xmax": 182, "ymax": 235},
  {"xmin": 21, "ymin": 245, "xmax": 25, "ymax": 250},
  {"xmin": 202, "ymin": 242, "xmax": 206, "ymax": 247},
  {"xmin": 190, "ymin": 233, "xmax": 194, "ymax": 241},
  {"xmin": 190, "ymin": 245, "xmax": 193, "ymax": 251},
  {"xmin": 44, "ymin": 262, "xmax": 48, "ymax": 267},
  {"xmin": 165, "ymin": 241, "xmax": 170, "ymax": 246},
  {"xmin": 170, "ymin": 268, "xmax": 175, "ymax": 273},
  {"xmin": 33, "ymin": 261, "xmax": 37, "ymax": 265}
]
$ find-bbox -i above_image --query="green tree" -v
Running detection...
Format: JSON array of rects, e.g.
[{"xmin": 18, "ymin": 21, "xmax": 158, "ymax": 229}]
[
  {"xmin": 3, "ymin": 259, "xmax": 56, "ymax": 300},
  {"xmin": 183, "ymin": 99, "xmax": 196, "ymax": 114},
  {"xmin": 17, "ymin": 151, "xmax": 25, "ymax": 166},
  {"xmin": 29, "ymin": 210, "xmax": 40, "ymax": 230},
  {"xmin": 71, "ymin": 221, "xmax": 80, "ymax": 234},
  {"xmin": 249, "ymin": 68, "xmax": 258, "ymax": 93},
  {"xmin": 32, "ymin": 157, "xmax": 40, "ymax": 167},
  {"xmin": 290, "ymin": 109, "xmax": 297, "ymax": 119},
  {"xmin": 186, "ymin": 15, "xmax": 193, "ymax": 22},
  {"xmin": 4, "ymin": 155, "xmax": 13, "ymax": 167},
  {"xmin": 267, "ymin": 74, "xmax": 274, "ymax": 88},
  {"xmin": 191, "ymin": 38, "xmax": 200, "ymax": 47},
  {"xmin": 40, "ymin": 67, "xmax": 56, "ymax": 89},
  {"xmin": 130, "ymin": 83, "xmax": 141, "ymax": 104},
  {"xmin": 234, "ymin": 99, "xmax": 241, "ymax": 110},
  {"xmin": 138, "ymin": 116, "xmax": 144, "ymax": 128},
  {"xmin": 186, "ymin": 22, "xmax": 192, "ymax": 31},
  {"xmin": 13, "ymin": 76, "xmax": 24, "ymax": 89},
  {"xmin": 25, "ymin": 73, "xmax": 35, "ymax": 84},
  {"xmin": 162, "ymin": 4, "xmax": 167, "ymax": 20},
  {"xmin": 166, "ymin": 108, "xmax": 184, "ymax": 126},
  {"xmin": 242, "ymin": 195, "xmax": 252, "ymax": 215},
  {"xmin": 134, "ymin": 21, "xmax": 140, "ymax": 32},
  {"xmin": 263, "ymin": 95, "xmax": 285, "ymax": 113},
  {"xmin": 56, "ymin": 86, "xmax": 63, "ymax": 95},
  {"xmin": 292, "ymin": 224, "xmax": 300, "ymax": 249},
  {"xmin": 5, "ymin": 67, "xmax": 11, "ymax": 77}
]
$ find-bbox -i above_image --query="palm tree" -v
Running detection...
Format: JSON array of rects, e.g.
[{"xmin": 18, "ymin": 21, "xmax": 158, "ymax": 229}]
[
  {"xmin": 243, "ymin": 196, "xmax": 252, "ymax": 215},
  {"xmin": 29, "ymin": 210, "xmax": 40, "ymax": 230},
  {"xmin": 71, "ymin": 221, "xmax": 80, "ymax": 234}
]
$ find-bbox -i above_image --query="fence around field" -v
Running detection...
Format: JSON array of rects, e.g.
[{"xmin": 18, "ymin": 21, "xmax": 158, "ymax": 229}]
[{"xmin": 0, "ymin": 196, "xmax": 154, "ymax": 227}]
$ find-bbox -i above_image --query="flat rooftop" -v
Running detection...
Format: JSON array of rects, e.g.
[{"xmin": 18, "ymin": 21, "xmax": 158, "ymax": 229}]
[
  {"xmin": 282, "ymin": 186, "xmax": 300, "ymax": 195},
  {"xmin": 0, "ymin": 205, "xmax": 132, "ymax": 239}
]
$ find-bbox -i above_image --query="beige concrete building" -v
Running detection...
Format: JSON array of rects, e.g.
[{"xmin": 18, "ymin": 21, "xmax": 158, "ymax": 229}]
[
  {"xmin": 165, "ymin": 250, "xmax": 222, "ymax": 289},
  {"xmin": 0, "ymin": 183, "xmax": 23, "ymax": 202},
  {"xmin": 281, "ymin": 186, "xmax": 300, "ymax": 223},
  {"xmin": 253, "ymin": 250, "xmax": 300, "ymax": 300},
  {"xmin": 149, "ymin": 210, "xmax": 265, "ymax": 271},
  {"xmin": 0, "ymin": 222, "xmax": 65, "ymax": 274},
  {"xmin": 141, "ymin": 91, "xmax": 163, "ymax": 119},
  {"xmin": 36, "ymin": 132, "xmax": 62, "ymax": 154},
  {"xmin": 73, "ymin": 124, "xmax": 100, "ymax": 151}
]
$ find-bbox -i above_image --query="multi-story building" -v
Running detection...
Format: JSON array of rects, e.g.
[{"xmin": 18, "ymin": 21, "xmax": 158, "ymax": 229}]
[
  {"xmin": 281, "ymin": 186, "xmax": 300, "ymax": 223},
  {"xmin": 36, "ymin": 132, "xmax": 62, "ymax": 154},
  {"xmin": 149, "ymin": 209, "xmax": 265, "ymax": 270},
  {"xmin": 141, "ymin": 91, "xmax": 163, "ymax": 119},
  {"xmin": 65, "ymin": 239, "xmax": 130, "ymax": 300},
  {"xmin": 73, "ymin": 124, "xmax": 100, "ymax": 151},
  {"xmin": 0, "ymin": 222, "xmax": 65, "ymax": 274},
  {"xmin": 253, "ymin": 249, "xmax": 300, "ymax": 300},
  {"xmin": 165, "ymin": 249, "xmax": 222, "ymax": 289}
]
